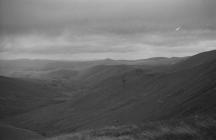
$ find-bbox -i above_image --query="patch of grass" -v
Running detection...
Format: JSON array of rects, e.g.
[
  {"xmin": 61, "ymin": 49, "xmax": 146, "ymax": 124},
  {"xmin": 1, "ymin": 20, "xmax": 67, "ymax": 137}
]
[{"xmin": 46, "ymin": 115, "xmax": 216, "ymax": 140}]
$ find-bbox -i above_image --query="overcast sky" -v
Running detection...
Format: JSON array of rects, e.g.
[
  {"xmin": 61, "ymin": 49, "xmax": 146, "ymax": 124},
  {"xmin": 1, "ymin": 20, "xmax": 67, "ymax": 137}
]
[{"xmin": 0, "ymin": 0, "xmax": 216, "ymax": 60}]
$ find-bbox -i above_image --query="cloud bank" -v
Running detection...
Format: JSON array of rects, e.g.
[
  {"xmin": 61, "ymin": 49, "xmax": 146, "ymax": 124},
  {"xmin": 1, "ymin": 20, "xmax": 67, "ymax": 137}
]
[{"xmin": 0, "ymin": 0, "xmax": 216, "ymax": 60}]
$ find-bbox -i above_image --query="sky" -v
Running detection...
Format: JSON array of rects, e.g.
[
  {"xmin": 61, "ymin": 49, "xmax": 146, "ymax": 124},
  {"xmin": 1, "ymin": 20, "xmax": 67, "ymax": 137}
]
[{"xmin": 0, "ymin": 0, "xmax": 216, "ymax": 60}]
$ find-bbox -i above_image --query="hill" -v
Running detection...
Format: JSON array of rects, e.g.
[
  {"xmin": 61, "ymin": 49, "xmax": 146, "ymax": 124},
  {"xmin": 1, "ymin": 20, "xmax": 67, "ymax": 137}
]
[
  {"xmin": 0, "ymin": 57, "xmax": 185, "ymax": 79},
  {"xmin": 0, "ymin": 76, "xmax": 65, "ymax": 119},
  {"xmin": 46, "ymin": 115, "xmax": 216, "ymax": 140},
  {"xmin": 177, "ymin": 50, "xmax": 216, "ymax": 68},
  {"xmin": 2, "ymin": 50, "xmax": 216, "ymax": 136},
  {"xmin": 0, "ymin": 124, "xmax": 44, "ymax": 140}
]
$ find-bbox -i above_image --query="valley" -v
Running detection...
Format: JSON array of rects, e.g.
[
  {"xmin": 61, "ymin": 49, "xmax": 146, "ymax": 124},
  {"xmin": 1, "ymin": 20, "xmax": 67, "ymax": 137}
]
[{"xmin": 0, "ymin": 50, "xmax": 216, "ymax": 139}]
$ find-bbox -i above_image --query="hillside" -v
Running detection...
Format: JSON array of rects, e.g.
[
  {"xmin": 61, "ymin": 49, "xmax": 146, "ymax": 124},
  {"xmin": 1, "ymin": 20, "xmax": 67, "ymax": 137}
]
[
  {"xmin": 46, "ymin": 115, "xmax": 216, "ymax": 140},
  {"xmin": 177, "ymin": 50, "xmax": 216, "ymax": 68},
  {"xmin": 0, "ymin": 76, "xmax": 65, "ymax": 119},
  {"xmin": 0, "ymin": 57, "xmax": 185, "ymax": 79},
  {"xmin": 1, "ymin": 50, "xmax": 216, "ymax": 137},
  {"xmin": 0, "ymin": 124, "xmax": 44, "ymax": 140}
]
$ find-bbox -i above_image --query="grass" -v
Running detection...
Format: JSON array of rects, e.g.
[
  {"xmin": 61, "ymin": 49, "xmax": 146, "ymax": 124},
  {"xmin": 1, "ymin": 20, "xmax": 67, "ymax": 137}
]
[{"xmin": 46, "ymin": 115, "xmax": 216, "ymax": 140}]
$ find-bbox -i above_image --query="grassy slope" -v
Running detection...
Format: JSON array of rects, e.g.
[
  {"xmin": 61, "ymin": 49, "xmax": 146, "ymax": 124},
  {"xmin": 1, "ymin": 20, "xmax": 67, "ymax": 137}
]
[
  {"xmin": 0, "ymin": 76, "xmax": 64, "ymax": 119},
  {"xmin": 0, "ymin": 124, "xmax": 44, "ymax": 140},
  {"xmin": 2, "ymin": 50, "xmax": 216, "ymax": 136},
  {"xmin": 47, "ymin": 115, "xmax": 216, "ymax": 140}
]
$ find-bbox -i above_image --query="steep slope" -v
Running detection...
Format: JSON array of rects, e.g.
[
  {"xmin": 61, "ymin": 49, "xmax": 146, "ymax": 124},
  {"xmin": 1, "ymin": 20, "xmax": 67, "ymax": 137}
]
[
  {"xmin": 2, "ymin": 50, "xmax": 216, "ymax": 136},
  {"xmin": 174, "ymin": 49, "xmax": 216, "ymax": 70},
  {"xmin": 77, "ymin": 65, "xmax": 134, "ymax": 86},
  {"xmin": 0, "ymin": 124, "xmax": 44, "ymax": 140},
  {"xmin": 0, "ymin": 76, "xmax": 64, "ymax": 119},
  {"xmin": 47, "ymin": 116, "xmax": 216, "ymax": 140}
]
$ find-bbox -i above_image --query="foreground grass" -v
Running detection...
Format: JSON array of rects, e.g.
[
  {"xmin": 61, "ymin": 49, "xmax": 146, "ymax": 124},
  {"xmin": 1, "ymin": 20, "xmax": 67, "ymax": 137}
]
[{"xmin": 46, "ymin": 115, "xmax": 216, "ymax": 140}]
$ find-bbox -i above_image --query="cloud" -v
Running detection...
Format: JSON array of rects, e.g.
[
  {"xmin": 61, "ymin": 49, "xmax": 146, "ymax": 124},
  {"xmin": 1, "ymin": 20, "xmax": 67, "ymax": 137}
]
[
  {"xmin": 1, "ymin": 0, "xmax": 215, "ymax": 35},
  {"xmin": 1, "ymin": 29, "xmax": 216, "ymax": 60},
  {"xmin": 0, "ymin": 33, "xmax": 134, "ymax": 55},
  {"xmin": 0, "ymin": 0, "xmax": 216, "ymax": 59}
]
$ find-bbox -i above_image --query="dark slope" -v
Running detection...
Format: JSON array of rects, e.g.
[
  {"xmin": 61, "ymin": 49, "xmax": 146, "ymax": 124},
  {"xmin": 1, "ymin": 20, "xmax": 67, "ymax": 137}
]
[
  {"xmin": 0, "ymin": 76, "xmax": 64, "ymax": 119},
  {"xmin": 174, "ymin": 49, "xmax": 216, "ymax": 69},
  {"xmin": 0, "ymin": 124, "xmax": 44, "ymax": 140},
  {"xmin": 77, "ymin": 65, "xmax": 134, "ymax": 86},
  {"xmin": 2, "ymin": 50, "xmax": 216, "ymax": 136}
]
